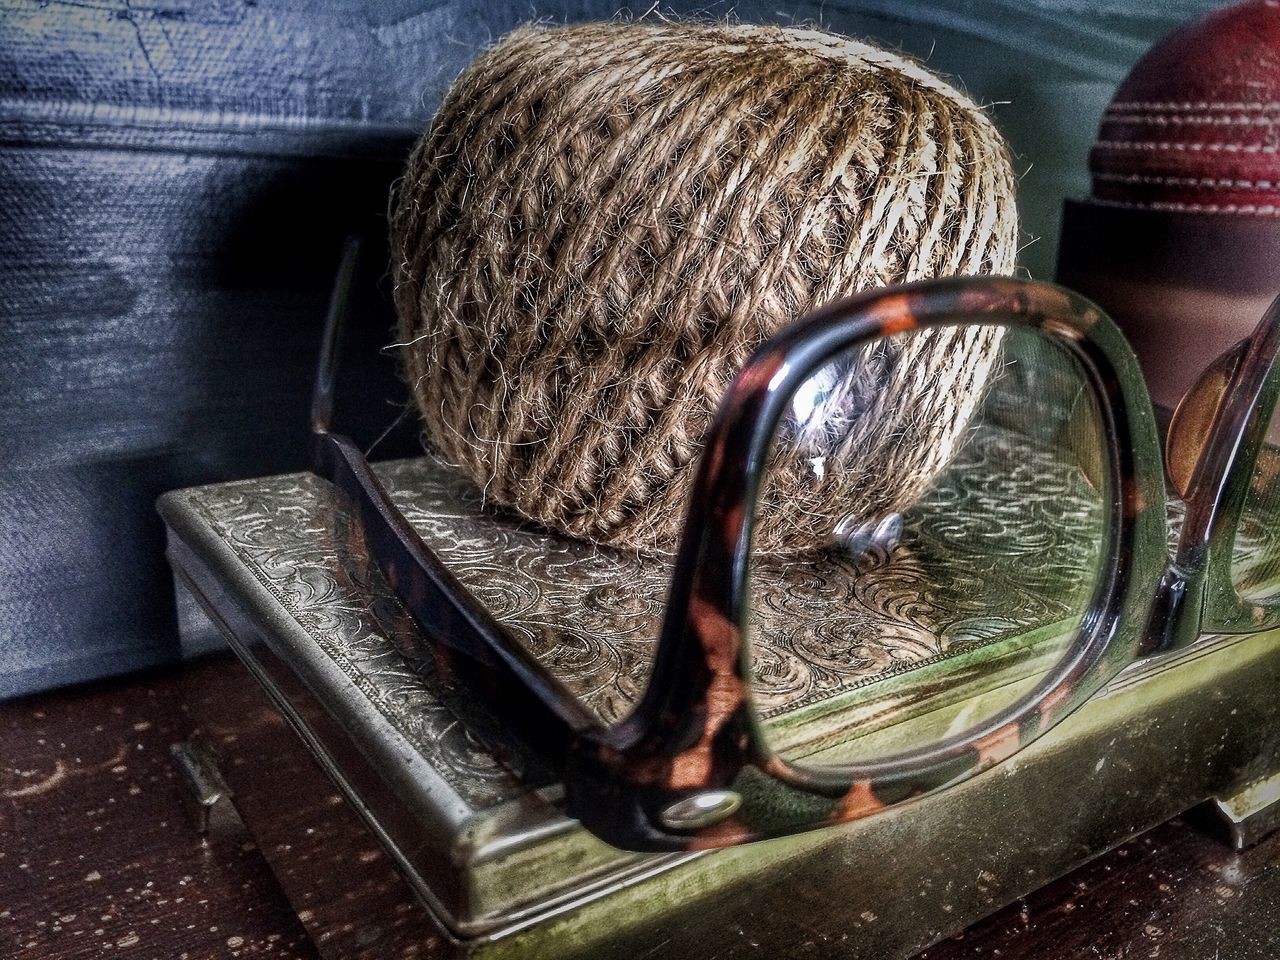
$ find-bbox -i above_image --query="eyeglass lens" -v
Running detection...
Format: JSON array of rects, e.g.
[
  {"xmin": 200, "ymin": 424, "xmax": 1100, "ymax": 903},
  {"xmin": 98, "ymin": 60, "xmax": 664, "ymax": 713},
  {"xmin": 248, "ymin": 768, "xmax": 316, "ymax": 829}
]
[
  {"xmin": 1230, "ymin": 403, "xmax": 1280, "ymax": 606},
  {"xmin": 746, "ymin": 324, "xmax": 1112, "ymax": 768}
]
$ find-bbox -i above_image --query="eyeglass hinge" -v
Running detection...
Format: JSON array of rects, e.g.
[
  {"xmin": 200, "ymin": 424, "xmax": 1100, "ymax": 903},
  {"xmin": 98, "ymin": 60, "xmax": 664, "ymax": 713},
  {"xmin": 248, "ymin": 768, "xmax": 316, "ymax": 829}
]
[{"xmin": 1142, "ymin": 562, "xmax": 1202, "ymax": 655}]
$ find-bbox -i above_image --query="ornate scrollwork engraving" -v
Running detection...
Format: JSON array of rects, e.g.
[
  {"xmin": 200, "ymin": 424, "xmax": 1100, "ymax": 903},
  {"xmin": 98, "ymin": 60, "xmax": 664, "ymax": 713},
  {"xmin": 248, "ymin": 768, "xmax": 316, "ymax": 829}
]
[{"xmin": 185, "ymin": 408, "xmax": 1109, "ymax": 767}]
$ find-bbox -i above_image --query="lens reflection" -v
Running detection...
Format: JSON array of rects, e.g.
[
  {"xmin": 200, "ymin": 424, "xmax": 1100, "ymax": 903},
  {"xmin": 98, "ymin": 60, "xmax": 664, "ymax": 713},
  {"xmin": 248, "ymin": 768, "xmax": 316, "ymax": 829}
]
[
  {"xmin": 1230, "ymin": 402, "xmax": 1280, "ymax": 605},
  {"xmin": 748, "ymin": 325, "xmax": 1110, "ymax": 768}
]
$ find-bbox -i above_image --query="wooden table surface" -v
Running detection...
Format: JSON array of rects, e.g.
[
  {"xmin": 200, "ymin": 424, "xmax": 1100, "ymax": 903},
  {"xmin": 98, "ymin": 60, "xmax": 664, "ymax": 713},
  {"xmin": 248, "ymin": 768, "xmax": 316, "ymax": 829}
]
[{"xmin": 3, "ymin": 659, "xmax": 1278, "ymax": 960}]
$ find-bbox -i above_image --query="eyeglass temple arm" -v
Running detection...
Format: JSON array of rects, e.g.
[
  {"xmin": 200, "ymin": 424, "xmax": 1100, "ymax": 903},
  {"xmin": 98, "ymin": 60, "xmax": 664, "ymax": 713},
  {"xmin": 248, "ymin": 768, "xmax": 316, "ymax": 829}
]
[
  {"xmin": 312, "ymin": 432, "xmax": 599, "ymax": 752},
  {"xmin": 1170, "ymin": 293, "xmax": 1280, "ymax": 547},
  {"xmin": 307, "ymin": 237, "xmax": 599, "ymax": 760},
  {"xmin": 1155, "ymin": 292, "xmax": 1280, "ymax": 649},
  {"xmin": 310, "ymin": 235, "xmax": 361, "ymax": 440}
]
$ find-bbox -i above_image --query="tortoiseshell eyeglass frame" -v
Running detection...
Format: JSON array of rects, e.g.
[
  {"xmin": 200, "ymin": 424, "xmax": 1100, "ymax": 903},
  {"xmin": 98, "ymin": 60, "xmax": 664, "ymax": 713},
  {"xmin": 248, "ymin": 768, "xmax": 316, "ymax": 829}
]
[{"xmin": 310, "ymin": 239, "xmax": 1280, "ymax": 852}]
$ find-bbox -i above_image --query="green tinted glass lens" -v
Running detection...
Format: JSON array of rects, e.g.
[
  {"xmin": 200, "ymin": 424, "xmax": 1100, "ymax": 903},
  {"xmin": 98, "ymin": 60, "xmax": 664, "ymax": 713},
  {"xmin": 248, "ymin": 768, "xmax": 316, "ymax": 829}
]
[
  {"xmin": 1230, "ymin": 402, "xmax": 1280, "ymax": 605},
  {"xmin": 747, "ymin": 325, "xmax": 1111, "ymax": 768}
]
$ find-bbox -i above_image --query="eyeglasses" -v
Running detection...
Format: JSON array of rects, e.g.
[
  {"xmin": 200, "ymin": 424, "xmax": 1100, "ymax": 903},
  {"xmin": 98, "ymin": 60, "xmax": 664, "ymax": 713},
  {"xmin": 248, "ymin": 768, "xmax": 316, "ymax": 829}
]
[{"xmin": 310, "ymin": 238, "xmax": 1280, "ymax": 852}]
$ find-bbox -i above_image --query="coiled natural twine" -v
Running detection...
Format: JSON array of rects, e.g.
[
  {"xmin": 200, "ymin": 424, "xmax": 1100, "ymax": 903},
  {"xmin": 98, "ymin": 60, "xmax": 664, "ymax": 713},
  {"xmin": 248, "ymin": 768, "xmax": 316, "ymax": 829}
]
[{"xmin": 393, "ymin": 21, "xmax": 1018, "ymax": 555}]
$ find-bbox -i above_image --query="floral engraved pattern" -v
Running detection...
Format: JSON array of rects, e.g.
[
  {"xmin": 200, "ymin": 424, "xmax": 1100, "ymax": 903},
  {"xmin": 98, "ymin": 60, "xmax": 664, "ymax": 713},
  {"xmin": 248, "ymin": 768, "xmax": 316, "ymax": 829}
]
[
  {"xmin": 748, "ymin": 419, "xmax": 1108, "ymax": 718},
  {"xmin": 1232, "ymin": 449, "xmax": 1280, "ymax": 602},
  {"xmin": 183, "ymin": 408, "xmax": 1110, "ymax": 780},
  {"xmin": 378, "ymin": 436, "xmax": 1105, "ymax": 727},
  {"xmin": 186, "ymin": 476, "xmax": 522, "ymax": 810}
]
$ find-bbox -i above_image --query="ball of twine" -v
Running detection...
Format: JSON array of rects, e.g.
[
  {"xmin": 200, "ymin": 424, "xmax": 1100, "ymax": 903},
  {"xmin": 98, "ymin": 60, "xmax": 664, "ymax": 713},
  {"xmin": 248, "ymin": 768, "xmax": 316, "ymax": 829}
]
[{"xmin": 392, "ymin": 21, "xmax": 1018, "ymax": 555}]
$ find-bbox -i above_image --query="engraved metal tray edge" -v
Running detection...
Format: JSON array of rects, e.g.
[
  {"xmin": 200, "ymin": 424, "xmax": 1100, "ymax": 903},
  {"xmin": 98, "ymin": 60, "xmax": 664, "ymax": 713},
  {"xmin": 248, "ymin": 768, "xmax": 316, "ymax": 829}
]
[
  {"xmin": 159, "ymin": 485, "xmax": 488, "ymax": 823},
  {"xmin": 158, "ymin": 471, "xmax": 1280, "ymax": 947},
  {"xmin": 158, "ymin": 484, "xmax": 700, "ymax": 941}
]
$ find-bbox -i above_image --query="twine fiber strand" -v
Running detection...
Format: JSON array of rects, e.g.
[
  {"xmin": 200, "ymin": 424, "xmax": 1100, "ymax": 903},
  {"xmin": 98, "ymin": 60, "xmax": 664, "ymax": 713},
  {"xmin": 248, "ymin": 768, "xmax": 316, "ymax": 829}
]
[{"xmin": 393, "ymin": 22, "xmax": 1019, "ymax": 554}]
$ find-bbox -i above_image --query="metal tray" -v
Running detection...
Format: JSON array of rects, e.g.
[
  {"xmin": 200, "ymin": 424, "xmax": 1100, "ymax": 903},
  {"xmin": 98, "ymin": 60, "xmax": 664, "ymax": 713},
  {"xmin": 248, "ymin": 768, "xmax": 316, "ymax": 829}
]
[{"xmin": 159, "ymin": 457, "xmax": 1280, "ymax": 958}]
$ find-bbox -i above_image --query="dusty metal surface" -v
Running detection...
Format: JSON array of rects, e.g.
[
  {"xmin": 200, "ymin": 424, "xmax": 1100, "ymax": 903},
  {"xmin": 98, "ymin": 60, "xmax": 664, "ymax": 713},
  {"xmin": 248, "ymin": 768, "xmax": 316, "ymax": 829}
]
[
  {"xmin": 167, "ymin": 436, "xmax": 1102, "ymax": 732},
  {"xmin": 162, "ymin": 460, "xmax": 1280, "ymax": 957},
  {"xmin": 7, "ymin": 657, "xmax": 1278, "ymax": 960},
  {"xmin": 1207, "ymin": 770, "xmax": 1280, "ymax": 851}
]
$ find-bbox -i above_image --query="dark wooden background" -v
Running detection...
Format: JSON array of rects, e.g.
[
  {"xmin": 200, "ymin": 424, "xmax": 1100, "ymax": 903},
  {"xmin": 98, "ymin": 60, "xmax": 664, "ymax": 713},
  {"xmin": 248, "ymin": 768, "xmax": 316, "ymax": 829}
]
[
  {"xmin": 2, "ymin": 0, "xmax": 624, "ymax": 696},
  {"xmin": 0, "ymin": 0, "xmax": 1224, "ymax": 698},
  {"xmin": 3, "ymin": 657, "xmax": 1278, "ymax": 959}
]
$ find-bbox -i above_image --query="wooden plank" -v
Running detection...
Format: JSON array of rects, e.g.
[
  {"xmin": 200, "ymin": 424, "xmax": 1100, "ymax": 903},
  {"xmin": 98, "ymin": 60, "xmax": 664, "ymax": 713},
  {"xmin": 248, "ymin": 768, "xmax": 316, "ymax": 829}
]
[{"xmin": 3, "ymin": 657, "xmax": 1279, "ymax": 958}]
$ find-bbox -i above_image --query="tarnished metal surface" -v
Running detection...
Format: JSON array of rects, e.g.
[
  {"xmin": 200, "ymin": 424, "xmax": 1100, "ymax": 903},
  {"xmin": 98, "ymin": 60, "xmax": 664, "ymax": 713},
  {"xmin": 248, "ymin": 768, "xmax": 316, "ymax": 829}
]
[
  {"xmin": 179, "ymin": 425, "xmax": 1102, "ymax": 734},
  {"xmin": 182, "ymin": 469, "xmax": 520, "ymax": 809},
  {"xmin": 163, "ymin": 428, "xmax": 1102, "ymax": 935},
  {"xmin": 163, "ymin": 489, "xmax": 686, "ymax": 940},
  {"xmin": 1207, "ymin": 770, "xmax": 1280, "ymax": 851},
  {"xmin": 162, "ymin": 457, "xmax": 1280, "ymax": 954}
]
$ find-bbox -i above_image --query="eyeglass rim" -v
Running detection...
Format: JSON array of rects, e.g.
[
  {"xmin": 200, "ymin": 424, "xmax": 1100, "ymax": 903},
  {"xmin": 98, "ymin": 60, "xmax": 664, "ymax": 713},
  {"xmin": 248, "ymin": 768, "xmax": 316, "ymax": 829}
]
[
  {"xmin": 310, "ymin": 244, "xmax": 1277, "ymax": 852},
  {"xmin": 1172, "ymin": 293, "xmax": 1280, "ymax": 636},
  {"xmin": 562, "ymin": 277, "xmax": 1166, "ymax": 849},
  {"xmin": 576, "ymin": 278, "xmax": 1280, "ymax": 849}
]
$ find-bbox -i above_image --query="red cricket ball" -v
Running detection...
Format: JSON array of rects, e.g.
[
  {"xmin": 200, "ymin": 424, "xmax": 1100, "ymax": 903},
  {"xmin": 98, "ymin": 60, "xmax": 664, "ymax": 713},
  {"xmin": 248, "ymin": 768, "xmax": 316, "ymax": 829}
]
[{"xmin": 1090, "ymin": 0, "xmax": 1280, "ymax": 216}]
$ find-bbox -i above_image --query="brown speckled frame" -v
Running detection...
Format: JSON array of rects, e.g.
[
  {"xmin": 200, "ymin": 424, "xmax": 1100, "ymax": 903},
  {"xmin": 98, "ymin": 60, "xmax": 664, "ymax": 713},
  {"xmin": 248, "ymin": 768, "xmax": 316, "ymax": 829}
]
[{"xmin": 311, "ymin": 241, "xmax": 1280, "ymax": 852}]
